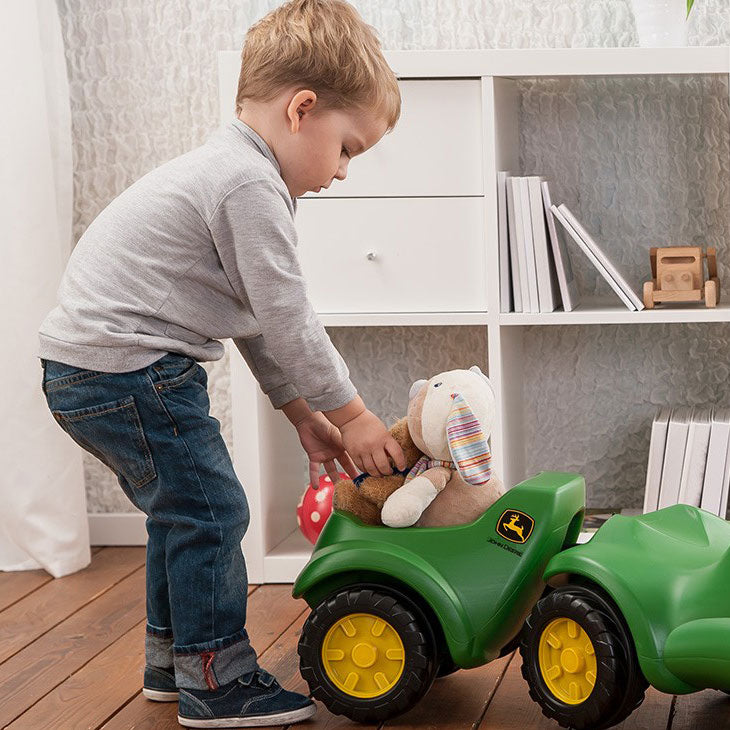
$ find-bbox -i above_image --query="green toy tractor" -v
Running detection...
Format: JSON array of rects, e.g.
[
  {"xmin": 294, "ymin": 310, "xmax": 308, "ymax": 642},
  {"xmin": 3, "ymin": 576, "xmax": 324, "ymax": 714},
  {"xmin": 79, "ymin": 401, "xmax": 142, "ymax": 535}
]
[{"xmin": 292, "ymin": 471, "xmax": 730, "ymax": 729}]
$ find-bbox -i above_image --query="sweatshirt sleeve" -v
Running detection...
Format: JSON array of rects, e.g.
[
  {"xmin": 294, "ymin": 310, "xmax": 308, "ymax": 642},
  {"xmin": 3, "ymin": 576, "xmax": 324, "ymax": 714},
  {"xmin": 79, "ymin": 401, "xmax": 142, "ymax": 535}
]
[
  {"xmin": 233, "ymin": 334, "xmax": 300, "ymax": 409},
  {"xmin": 209, "ymin": 178, "xmax": 358, "ymax": 412}
]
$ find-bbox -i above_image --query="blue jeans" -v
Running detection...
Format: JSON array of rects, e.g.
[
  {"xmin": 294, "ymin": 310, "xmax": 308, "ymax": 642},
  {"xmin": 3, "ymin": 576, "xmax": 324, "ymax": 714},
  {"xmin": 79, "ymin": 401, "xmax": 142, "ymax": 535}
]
[{"xmin": 40, "ymin": 352, "xmax": 258, "ymax": 690}]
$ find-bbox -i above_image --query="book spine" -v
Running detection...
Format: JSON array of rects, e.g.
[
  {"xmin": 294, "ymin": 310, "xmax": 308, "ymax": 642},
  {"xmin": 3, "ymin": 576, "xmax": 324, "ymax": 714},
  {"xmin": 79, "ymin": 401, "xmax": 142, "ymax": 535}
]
[
  {"xmin": 519, "ymin": 177, "xmax": 540, "ymax": 313},
  {"xmin": 497, "ymin": 172, "xmax": 512, "ymax": 313},
  {"xmin": 550, "ymin": 204, "xmax": 636, "ymax": 311},
  {"xmin": 528, "ymin": 176, "xmax": 556, "ymax": 313},
  {"xmin": 505, "ymin": 177, "xmax": 522, "ymax": 313},
  {"xmin": 510, "ymin": 177, "xmax": 530, "ymax": 311},
  {"xmin": 541, "ymin": 180, "xmax": 577, "ymax": 312},
  {"xmin": 558, "ymin": 204, "xmax": 644, "ymax": 311}
]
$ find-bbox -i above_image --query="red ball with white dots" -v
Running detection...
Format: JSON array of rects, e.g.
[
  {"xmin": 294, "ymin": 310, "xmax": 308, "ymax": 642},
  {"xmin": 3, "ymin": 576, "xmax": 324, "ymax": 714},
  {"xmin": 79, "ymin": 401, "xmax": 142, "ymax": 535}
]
[{"xmin": 296, "ymin": 473, "xmax": 346, "ymax": 545}]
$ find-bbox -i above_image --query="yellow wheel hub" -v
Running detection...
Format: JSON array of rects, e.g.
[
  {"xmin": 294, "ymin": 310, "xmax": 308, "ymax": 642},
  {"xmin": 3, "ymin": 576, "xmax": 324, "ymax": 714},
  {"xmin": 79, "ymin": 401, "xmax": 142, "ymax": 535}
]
[
  {"xmin": 321, "ymin": 613, "xmax": 405, "ymax": 698},
  {"xmin": 538, "ymin": 617, "xmax": 597, "ymax": 705}
]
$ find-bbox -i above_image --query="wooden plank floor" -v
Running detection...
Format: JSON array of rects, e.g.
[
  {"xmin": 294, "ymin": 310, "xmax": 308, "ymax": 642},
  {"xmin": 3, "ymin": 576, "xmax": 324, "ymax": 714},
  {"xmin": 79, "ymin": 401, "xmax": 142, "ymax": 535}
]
[{"xmin": 2, "ymin": 548, "xmax": 730, "ymax": 729}]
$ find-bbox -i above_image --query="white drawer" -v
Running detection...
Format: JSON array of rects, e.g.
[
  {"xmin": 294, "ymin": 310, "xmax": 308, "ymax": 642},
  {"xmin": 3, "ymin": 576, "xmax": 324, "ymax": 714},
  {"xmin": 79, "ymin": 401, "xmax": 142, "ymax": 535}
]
[
  {"xmin": 295, "ymin": 197, "xmax": 487, "ymax": 313},
  {"xmin": 302, "ymin": 79, "xmax": 483, "ymax": 198}
]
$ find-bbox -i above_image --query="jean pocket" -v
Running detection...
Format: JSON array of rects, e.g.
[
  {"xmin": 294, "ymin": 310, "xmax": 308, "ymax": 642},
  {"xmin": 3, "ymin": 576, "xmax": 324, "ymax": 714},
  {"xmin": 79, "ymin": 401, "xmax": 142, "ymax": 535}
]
[
  {"xmin": 51, "ymin": 395, "xmax": 157, "ymax": 488},
  {"xmin": 149, "ymin": 354, "xmax": 199, "ymax": 391},
  {"xmin": 44, "ymin": 362, "xmax": 107, "ymax": 393}
]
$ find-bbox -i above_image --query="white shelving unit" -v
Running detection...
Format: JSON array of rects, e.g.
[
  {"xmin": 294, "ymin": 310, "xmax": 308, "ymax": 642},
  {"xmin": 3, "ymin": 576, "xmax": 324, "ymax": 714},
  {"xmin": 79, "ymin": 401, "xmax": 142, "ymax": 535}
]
[{"xmin": 219, "ymin": 47, "xmax": 730, "ymax": 583}]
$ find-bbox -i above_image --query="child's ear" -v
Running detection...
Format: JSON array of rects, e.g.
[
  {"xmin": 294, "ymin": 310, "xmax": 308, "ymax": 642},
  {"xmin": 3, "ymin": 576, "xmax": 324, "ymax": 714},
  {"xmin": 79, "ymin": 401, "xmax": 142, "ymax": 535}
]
[{"xmin": 287, "ymin": 90, "xmax": 318, "ymax": 132}]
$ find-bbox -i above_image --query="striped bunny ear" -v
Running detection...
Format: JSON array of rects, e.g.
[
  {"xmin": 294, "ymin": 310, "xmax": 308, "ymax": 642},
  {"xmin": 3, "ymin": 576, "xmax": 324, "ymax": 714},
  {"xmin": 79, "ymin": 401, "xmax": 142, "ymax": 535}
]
[{"xmin": 446, "ymin": 392, "xmax": 492, "ymax": 486}]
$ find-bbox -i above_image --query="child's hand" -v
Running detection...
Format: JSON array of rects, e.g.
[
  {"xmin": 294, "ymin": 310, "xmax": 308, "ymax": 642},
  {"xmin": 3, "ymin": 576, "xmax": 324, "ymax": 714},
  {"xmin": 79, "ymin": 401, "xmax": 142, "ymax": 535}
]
[
  {"xmin": 339, "ymin": 409, "xmax": 406, "ymax": 478},
  {"xmin": 295, "ymin": 411, "xmax": 359, "ymax": 487}
]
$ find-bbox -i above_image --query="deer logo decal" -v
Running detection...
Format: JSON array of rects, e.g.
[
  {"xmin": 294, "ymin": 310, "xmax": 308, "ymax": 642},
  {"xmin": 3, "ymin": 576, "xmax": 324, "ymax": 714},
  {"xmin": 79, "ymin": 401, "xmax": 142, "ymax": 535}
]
[{"xmin": 496, "ymin": 510, "xmax": 535, "ymax": 544}]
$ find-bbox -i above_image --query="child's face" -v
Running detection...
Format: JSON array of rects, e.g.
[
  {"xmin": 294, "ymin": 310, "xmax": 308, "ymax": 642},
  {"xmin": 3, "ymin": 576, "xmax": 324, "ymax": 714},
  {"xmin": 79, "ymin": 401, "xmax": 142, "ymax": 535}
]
[{"xmin": 256, "ymin": 89, "xmax": 390, "ymax": 199}]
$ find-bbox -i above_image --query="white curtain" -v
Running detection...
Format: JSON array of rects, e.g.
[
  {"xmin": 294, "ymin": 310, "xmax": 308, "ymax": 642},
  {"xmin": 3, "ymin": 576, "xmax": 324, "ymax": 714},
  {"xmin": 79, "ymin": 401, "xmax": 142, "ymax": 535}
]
[{"xmin": 0, "ymin": 0, "xmax": 90, "ymax": 577}]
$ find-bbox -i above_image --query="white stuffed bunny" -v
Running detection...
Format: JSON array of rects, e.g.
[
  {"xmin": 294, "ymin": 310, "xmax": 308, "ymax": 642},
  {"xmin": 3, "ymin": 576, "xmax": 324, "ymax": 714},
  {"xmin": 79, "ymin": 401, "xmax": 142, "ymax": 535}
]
[{"xmin": 381, "ymin": 365, "xmax": 504, "ymax": 528}]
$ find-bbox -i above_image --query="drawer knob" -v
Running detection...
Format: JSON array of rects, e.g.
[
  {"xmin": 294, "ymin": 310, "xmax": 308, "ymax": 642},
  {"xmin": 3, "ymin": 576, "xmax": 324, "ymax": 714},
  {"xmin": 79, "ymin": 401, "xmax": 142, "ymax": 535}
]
[{"xmin": 366, "ymin": 251, "xmax": 377, "ymax": 261}]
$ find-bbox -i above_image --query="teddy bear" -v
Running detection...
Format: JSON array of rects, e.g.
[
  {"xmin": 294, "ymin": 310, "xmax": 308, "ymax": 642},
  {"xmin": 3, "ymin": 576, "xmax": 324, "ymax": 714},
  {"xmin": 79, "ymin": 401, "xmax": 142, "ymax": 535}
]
[
  {"xmin": 332, "ymin": 416, "xmax": 423, "ymax": 525},
  {"xmin": 332, "ymin": 365, "xmax": 504, "ymax": 528}
]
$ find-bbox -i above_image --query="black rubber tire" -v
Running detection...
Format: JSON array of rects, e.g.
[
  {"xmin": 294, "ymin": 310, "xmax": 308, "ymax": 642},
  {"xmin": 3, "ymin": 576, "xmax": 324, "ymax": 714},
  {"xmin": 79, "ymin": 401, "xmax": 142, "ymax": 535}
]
[
  {"xmin": 567, "ymin": 583, "xmax": 649, "ymax": 730},
  {"xmin": 298, "ymin": 587, "xmax": 437, "ymax": 723},
  {"xmin": 519, "ymin": 586, "xmax": 647, "ymax": 730}
]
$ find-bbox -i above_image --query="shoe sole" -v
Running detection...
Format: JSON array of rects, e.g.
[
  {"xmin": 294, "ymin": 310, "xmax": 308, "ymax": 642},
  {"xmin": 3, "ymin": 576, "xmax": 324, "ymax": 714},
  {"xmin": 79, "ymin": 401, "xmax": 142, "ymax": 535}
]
[
  {"xmin": 177, "ymin": 702, "xmax": 316, "ymax": 727},
  {"xmin": 143, "ymin": 687, "xmax": 179, "ymax": 701}
]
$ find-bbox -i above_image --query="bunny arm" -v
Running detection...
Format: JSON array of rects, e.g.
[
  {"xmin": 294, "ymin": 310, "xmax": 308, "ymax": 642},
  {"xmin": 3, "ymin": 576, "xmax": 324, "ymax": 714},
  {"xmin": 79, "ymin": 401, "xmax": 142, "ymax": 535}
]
[{"xmin": 381, "ymin": 466, "xmax": 452, "ymax": 528}]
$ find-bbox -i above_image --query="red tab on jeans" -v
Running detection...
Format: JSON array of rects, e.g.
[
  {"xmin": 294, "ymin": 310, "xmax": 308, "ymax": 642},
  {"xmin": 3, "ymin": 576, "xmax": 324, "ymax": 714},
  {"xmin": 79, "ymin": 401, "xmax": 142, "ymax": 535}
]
[{"xmin": 201, "ymin": 650, "xmax": 218, "ymax": 690}]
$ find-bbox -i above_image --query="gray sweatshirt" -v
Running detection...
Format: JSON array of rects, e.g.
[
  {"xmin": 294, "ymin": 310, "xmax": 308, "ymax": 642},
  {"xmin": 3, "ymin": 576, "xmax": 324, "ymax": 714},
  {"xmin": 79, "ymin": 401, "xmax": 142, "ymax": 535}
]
[{"xmin": 38, "ymin": 119, "xmax": 357, "ymax": 412}]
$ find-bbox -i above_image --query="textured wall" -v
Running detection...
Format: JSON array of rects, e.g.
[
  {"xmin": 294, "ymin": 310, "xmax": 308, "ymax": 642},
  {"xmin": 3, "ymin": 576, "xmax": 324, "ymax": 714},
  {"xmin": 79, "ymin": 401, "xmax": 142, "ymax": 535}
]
[
  {"xmin": 54, "ymin": 0, "xmax": 730, "ymax": 512},
  {"xmin": 524, "ymin": 323, "xmax": 730, "ymax": 509},
  {"xmin": 328, "ymin": 326, "xmax": 489, "ymax": 428},
  {"xmin": 520, "ymin": 74, "xmax": 730, "ymax": 507}
]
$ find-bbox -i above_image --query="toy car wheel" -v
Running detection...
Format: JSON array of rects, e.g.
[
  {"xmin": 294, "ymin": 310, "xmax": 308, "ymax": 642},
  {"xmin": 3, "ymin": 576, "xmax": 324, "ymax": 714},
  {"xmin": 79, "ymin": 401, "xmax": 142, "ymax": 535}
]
[
  {"xmin": 643, "ymin": 281, "xmax": 655, "ymax": 309},
  {"xmin": 298, "ymin": 587, "xmax": 437, "ymax": 723},
  {"xmin": 520, "ymin": 585, "xmax": 647, "ymax": 730}
]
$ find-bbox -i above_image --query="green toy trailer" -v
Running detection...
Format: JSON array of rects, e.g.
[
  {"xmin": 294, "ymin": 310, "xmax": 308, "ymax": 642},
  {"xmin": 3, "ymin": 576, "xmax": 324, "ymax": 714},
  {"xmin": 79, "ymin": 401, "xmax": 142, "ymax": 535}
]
[{"xmin": 292, "ymin": 471, "xmax": 730, "ymax": 729}]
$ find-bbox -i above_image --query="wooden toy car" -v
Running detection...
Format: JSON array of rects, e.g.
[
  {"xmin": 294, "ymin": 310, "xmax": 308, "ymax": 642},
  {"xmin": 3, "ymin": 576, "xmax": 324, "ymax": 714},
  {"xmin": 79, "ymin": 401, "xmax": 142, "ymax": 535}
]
[{"xmin": 643, "ymin": 245, "xmax": 720, "ymax": 308}]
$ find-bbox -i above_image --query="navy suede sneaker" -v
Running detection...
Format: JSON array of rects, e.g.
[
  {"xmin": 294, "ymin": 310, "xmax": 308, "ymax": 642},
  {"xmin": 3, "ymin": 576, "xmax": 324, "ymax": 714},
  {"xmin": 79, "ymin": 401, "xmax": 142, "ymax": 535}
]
[
  {"xmin": 177, "ymin": 668, "xmax": 316, "ymax": 727},
  {"xmin": 143, "ymin": 664, "xmax": 179, "ymax": 701}
]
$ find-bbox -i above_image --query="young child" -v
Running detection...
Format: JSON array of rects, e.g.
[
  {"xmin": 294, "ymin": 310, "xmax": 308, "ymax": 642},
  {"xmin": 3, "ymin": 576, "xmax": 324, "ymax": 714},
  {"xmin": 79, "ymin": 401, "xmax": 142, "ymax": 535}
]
[{"xmin": 37, "ymin": 0, "xmax": 406, "ymax": 725}]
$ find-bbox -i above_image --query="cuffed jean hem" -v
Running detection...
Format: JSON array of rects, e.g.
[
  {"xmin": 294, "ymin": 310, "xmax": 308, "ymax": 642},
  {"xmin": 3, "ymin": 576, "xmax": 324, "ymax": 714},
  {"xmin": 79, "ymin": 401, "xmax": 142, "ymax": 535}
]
[
  {"xmin": 146, "ymin": 622, "xmax": 174, "ymax": 639},
  {"xmin": 146, "ymin": 631, "xmax": 174, "ymax": 668},
  {"xmin": 173, "ymin": 628, "xmax": 258, "ymax": 691}
]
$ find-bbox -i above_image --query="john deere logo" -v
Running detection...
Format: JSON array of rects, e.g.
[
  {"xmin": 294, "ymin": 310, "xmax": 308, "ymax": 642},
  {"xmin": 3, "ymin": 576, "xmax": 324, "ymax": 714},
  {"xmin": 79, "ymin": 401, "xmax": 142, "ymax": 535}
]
[{"xmin": 496, "ymin": 510, "xmax": 534, "ymax": 544}]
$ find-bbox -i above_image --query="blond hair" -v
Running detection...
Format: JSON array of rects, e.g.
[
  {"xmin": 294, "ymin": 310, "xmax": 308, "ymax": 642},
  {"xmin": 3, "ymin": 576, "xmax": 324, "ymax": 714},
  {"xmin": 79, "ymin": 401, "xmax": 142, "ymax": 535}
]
[{"xmin": 236, "ymin": 0, "xmax": 401, "ymax": 131}]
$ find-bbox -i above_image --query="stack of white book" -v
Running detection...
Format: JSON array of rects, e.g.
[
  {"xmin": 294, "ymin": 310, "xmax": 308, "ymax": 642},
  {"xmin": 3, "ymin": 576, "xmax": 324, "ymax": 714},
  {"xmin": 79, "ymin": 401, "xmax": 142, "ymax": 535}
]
[
  {"xmin": 643, "ymin": 406, "xmax": 730, "ymax": 518},
  {"xmin": 497, "ymin": 172, "xmax": 645, "ymax": 313}
]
